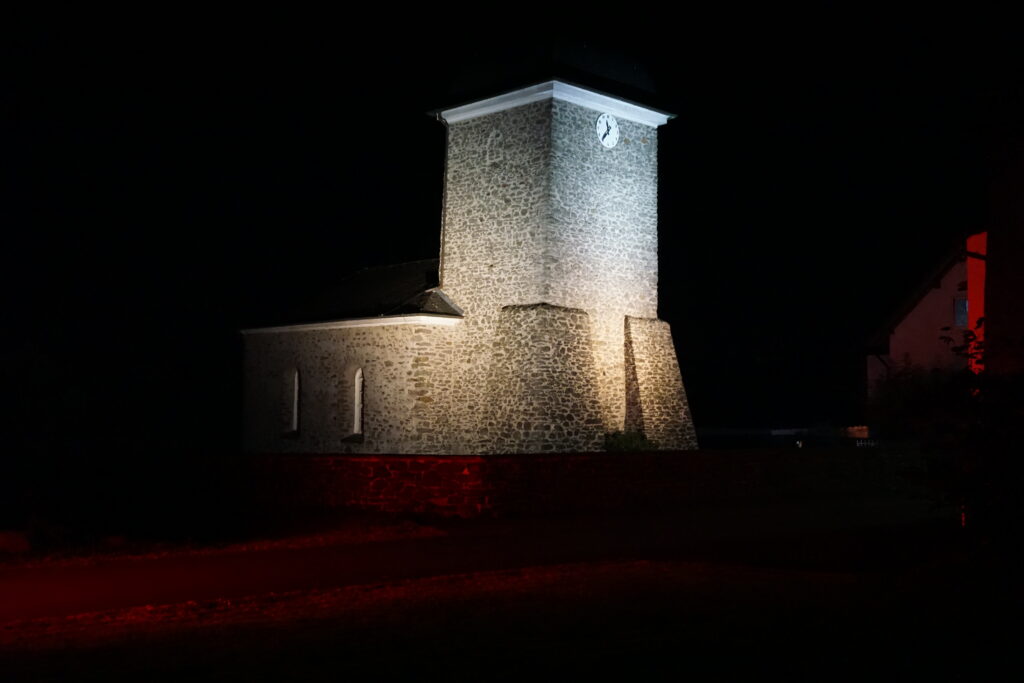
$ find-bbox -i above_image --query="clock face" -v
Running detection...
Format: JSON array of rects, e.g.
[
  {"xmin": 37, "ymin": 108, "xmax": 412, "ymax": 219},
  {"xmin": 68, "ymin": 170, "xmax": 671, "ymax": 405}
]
[{"xmin": 596, "ymin": 113, "xmax": 619, "ymax": 148}]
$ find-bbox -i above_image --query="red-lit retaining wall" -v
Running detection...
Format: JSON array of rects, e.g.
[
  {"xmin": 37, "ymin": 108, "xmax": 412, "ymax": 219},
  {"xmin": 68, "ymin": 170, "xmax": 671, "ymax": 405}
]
[{"xmin": 251, "ymin": 450, "xmax": 925, "ymax": 518}]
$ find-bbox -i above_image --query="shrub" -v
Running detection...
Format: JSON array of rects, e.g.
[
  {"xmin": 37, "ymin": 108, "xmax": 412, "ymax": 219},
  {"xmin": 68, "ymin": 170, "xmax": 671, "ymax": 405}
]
[{"xmin": 604, "ymin": 431, "xmax": 657, "ymax": 452}]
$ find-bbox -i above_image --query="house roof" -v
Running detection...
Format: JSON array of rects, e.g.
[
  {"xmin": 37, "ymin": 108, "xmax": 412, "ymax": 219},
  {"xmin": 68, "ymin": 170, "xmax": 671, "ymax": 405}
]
[
  {"xmin": 255, "ymin": 258, "xmax": 463, "ymax": 329},
  {"xmin": 865, "ymin": 243, "xmax": 966, "ymax": 353}
]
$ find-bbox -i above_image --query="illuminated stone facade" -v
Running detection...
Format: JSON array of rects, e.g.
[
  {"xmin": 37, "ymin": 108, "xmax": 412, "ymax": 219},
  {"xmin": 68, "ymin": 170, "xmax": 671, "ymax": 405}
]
[
  {"xmin": 242, "ymin": 82, "xmax": 697, "ymax": 454},
  {"xmin": 243, "ymin": 320, "xmax": 457, "ymax": 454}
]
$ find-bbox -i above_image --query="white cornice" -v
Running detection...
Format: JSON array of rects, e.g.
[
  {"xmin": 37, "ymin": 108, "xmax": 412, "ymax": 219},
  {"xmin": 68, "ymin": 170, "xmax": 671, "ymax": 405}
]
[
  {"xmin": 241, "ymin": 314, "xmax": 463, "ymax": 335},
  {"xmin": 438, "ymin": 81, "xmax": 673, "ymax": 127}
]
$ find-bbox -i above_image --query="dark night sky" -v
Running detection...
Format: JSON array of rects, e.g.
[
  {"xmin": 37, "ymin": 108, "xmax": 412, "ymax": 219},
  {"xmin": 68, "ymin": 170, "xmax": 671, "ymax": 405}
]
[{"xmin": 4, "ymin": 15, "xmax": 1023, "ymax": 454}]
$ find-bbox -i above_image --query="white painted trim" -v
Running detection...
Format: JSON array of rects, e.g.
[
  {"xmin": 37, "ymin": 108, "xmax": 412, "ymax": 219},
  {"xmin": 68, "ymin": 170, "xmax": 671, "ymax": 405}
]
[
  {"xmin": 439, "ymin": 80, "xmax": 673, "ymax": 127},
  {"xmin": 242, "ymin": 314, "xmax": 463, "ymax": 335},
  {"xmin": 440, "ymin": 82, "xmax": 553, "ymax": 124},
  {"xmin": 551, "ymin": 82, "xmax": 673, "ymax": 127}
]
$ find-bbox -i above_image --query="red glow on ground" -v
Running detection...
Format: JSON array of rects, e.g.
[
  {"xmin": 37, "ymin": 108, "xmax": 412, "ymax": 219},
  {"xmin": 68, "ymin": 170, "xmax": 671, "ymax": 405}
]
[{"xmin": 966, "ymin": 231, "xmax": 987, "ymax": 373}]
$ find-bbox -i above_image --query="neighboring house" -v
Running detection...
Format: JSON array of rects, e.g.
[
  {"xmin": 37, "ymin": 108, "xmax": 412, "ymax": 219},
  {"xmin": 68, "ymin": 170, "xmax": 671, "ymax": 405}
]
[
  {"xmin": 866, "ymin": 231, "xmax": 987, "ymax": 394},
  {"xmin": 242, "ymin": 81, "xmax": 698, "ymax": 455},
  {"xmin": 982, "ymin": 154, "xmax": 1024, "ymax": 376}
]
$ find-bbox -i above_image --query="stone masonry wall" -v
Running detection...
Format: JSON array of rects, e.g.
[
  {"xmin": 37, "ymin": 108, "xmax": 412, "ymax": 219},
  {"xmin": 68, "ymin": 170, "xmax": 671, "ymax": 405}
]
[
  {"xmin": 548, "ymin": 99, "xmax": 659, "ymax": 317},
  {"xmin": 482, "ymin": 303, "xmax": 604, "ymax": 453},
  {"xmin": 625, "ymin": 316, "xmax": 698, "ymax": 449},
  {"xmin": 549, "ymin": 100, "xmax": 661, "ymax": 433},
  {"xmin": 439, "ymin": 97, "xmax": 687, "ymax": 450},
  {"xmin": 440, "ymin": 101, "xmax": 553, "ymax": 453},
  {"xmin": 243, "ymin": 324, "xmax": 455, "ymax": 454}
]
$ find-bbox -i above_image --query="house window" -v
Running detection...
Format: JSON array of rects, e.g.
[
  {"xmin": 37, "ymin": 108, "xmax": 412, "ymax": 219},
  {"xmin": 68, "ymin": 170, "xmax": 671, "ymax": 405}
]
[
  {"xmin": 353, "ymin": 368, "xmax": 363, "ymax": 435},
  {"xmin": 954, "ymin": 297, "xmax": 968, "ymax": 327}
]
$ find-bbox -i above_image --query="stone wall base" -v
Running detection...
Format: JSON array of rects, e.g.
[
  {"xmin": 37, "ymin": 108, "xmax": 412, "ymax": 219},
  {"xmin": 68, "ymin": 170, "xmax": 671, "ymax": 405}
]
[
  {"xmin": 482, "ymin": 303, "xmax": 604, "ymax": 453},
  {"xmin": 625, "ymin": 317, "xmax": 698, "ymax": 449},
  {"xmin": 250, "ymin": 450, "xmax": 926, "ymax": 518}
]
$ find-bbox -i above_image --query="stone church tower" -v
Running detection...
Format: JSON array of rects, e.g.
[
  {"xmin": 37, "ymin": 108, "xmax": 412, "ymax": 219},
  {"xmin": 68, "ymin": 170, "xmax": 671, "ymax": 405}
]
[
  {"xmin": 242, "ymin": 81, "xmax": 697, "ymax": 454},
  {"xmin": 438, "ymin": 81, "xmax": 695, "ymax": 453}
]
